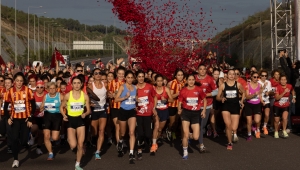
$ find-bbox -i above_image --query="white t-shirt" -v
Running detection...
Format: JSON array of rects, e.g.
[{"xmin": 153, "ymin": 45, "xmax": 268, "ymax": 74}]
[{"xmin": 258, "ymin": 80, "xmax": 272, "ymax": 104}]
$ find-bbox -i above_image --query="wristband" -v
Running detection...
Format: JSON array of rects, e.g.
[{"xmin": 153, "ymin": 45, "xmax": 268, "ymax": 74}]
[{"xmin": 293, "ymin": 96, "xmax": 296, "ymax": 98}]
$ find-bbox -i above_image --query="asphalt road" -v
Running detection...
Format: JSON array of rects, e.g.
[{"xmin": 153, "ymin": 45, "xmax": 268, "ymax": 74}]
[{"xmin": 1, "ymin": 131, "xmax": 300, "ymax": 170}]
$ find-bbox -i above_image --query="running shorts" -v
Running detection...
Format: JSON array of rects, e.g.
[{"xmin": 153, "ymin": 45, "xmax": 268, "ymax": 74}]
[
  {"xmin": 118, "ymin": 108, "xmax": 136, "ymax": 121},
  {"xmin": 181, "ymin": 109, "xmax": 200, "ymax": 124}
]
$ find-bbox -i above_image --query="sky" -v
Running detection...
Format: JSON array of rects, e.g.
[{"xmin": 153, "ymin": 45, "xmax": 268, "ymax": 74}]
[{"xmin": 1, "ymin": 0, "xmax": 270, "ymax": 36}]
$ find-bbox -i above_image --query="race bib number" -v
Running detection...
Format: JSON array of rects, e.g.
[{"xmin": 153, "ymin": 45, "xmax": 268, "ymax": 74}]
[
  {"xmin": 156, "ymin": 100, "xmax": 167, "ymax": 109},
  {"xmin": 45, "ymin": 103, "xmax": 56, "ymax": 111},
  {"xmin": 36, "ymin": 102, "xmax": 42, "ymax": 109},
  {"xmin": 125, "ymin": 96, "xmax": 136, "ymax": 105},
  {"xmin": 279, "ymin": 97, "xmax": 289, "ymax": 106},
  {"xmin": 94, "ymin": 105, "xmax": 105, "ymax": 112},
  {"xmin": 186, "ymin": 97, "xmax": 198, "ymax": 106},
  {"xmin": 70, "ymin": 102, "xmax": 84, "ymax": 111},
  {"xmin": 138, "ymin": 96, "xmax": 149, "ymax": 106},
  {"xmin": 226, "ymin": 90, "xmax": 237, "ymax": 98},
  {"xmin": 14, "ymin": 104, "xmax": 26, "ymax": 113}
]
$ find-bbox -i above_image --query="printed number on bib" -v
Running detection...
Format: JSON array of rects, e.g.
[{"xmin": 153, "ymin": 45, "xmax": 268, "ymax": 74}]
[
  {"xmin": 157, "ymin": 100, "xmax": 167, "ymax": 109},
  {"xmin": 14, "ymin": 100, "xmax": 26, "ymax": 113},
  {"xmin": 125, "ymin": 96, "xmax": 136, "ymax": 105},
  {"xmin": 70, "ymin": 102, "xmax": 84, "ymax": 111},
  {"xmin": 279, "ymin": 97, "xmax": 289, "ymax": 106},
  {"xmin": 138, "ymin": 96, "xmax": 149, "ymax": 106},
  {"xmin": 94, "ymin": 105, "xmax": 105, "ymax": 112},
  {"xmin": 226, "ymin": 90, "xmax": 237, "ymax": 98}
]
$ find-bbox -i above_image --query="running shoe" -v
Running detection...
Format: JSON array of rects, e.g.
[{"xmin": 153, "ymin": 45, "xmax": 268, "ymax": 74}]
[
  {"xmin": 157, "ymin": 138, "xmax": 163, "ymax": 144},
  {"xmin": 199, "ymin": 146, "xmax": 206, "ymax": 153},
  {"xmin": 269, "ymin": 127, "xmax": 274, "ymax": 133},
  {"xmin": 206, "ymin": 125, "xmax": 212, "ymax": 136},
  {"xmin": 75, "ymin": 165, "xmax": 83, "ymax": 170},
  {"xmin": 47, "ymin": 153, "xmax": 54, "ymax": 160},
  {"xmin": 274, "ymin": 131, "xmax": 279, "ymax": 139},
  {"xmin": 137, "ymin": 152, "xmax": 142, "ymax": 160},
  {"xmin": 172, "ymin": 132, "xmax": 176, "ymax": 140},
  {"xmin": 95, "ymin": 153, "xmax": 101, "ymax": 160},
  {"xmin": 117, "ymin": 142, "xmax": 123, "ymax": 152},
  {"xmin": 129, "ymin": 153, "xmax": 135, "ymax": 163},
  {"xmin": 255, "ymin": 131, "xmax": 261, "ymax": 138},
  {"xmin": 28, "ymin": 137, "xmax": 35, "ymax": 146},
  {"xmin": 233, "ymin": 134, "xmax": 239, "ymax": 143},
  {"xmin": 227, "ymin": 143, "xmax": 233, "ymax": 150},
  {"xmin": 246, "ymin": 136, "xmax": 252, "ymax": 141},
  {"xmin": 166, "ymin": 129, "xmax": 172, "ymax": 141},
  {"xmin": 107, "ymin": 138, "xmax": 113, "ymax": 145},
  {"xmin": 12, "ymin": 160, "xmax": 19, "ymax": 168},
  {"xmin": 282, "ymin": 131, "xmax": 289, "ymax": 138},
  {"xmin": 213, "ymin": 132, "xmax": 219, "ymax": 138},
  {"xmin": 150, "ymin": 144, "xmax": 158, "ymax": 153},
  {"xmin": 182, "ymin": 155, "xmax": 188, "ymax": 160},
  {"xmin": 7, "ymin": 147, "xmax": 12, "ymax": 154},
  {"xmin": 123, "ymin": 141, "xmax": 128, "ymax": 148},
  {"xmin": 286, "ymin": 129, "xmax": 291, "ymax": 134},
  {"xmin": 36, "ymin": 148, "xmax": 43, "ymax": 155},
  {"xmin": 263, "ymin": 127, "xmax": 268, "ymax": 135}
]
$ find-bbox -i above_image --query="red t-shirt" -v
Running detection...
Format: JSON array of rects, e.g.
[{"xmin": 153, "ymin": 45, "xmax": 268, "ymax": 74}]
[
  {"xmin": 270, "ymin": 78, "xmax": 280, "ymax": 91},
  {"xmin": 155, "ymin": 86, "xmax": 169, "ymax": 110},
  {"xmin": 274, "ymin": 84, "xmax": 293, "ymax": 108},
  {"xmin": 34, "ymin": 91, "xmax": 47, "ymax": 117},
  {"xmin": 237, "ymin": 77, "xmax": 248, "ymax": 90},
  {"xmin": 136, "ymin": 83, "xmax": 155, "ymax": 116},
  {"xmin": 178, "ymin": 86, "xmax": 206, "ymax": 111},
  {"xmin": 195, "ymin": 75, "xmax": 217, "ymax": 107}
]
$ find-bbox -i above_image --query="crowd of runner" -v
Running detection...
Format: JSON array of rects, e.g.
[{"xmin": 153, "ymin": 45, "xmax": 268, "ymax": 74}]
[{"xmin": 0, "ymin": 50, "xmax": 299, "ymax": 169}]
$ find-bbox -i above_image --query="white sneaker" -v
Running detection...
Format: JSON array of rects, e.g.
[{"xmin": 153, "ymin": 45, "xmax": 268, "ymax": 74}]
[
  {"xmin": 286, "ymin": 129, "xmax": 291, "ymax": 133},
  {"xmin": 233, "ymin": 134, "xmax": 239, "ymax": 143},
  {"xmin": 28, "ymin": 137, "xmax": 35, "ymax": 146},
  {"xmin": 36, "ymin": 148, "xmax": 43, "ymax": 155},
  {"xmin": 12, "ymin": 160, "xmax": 19, "ymax": 168}
]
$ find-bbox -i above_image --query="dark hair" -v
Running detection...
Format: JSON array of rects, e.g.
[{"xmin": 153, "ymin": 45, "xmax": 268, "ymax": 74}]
[
  {"xmin": 213, "ymin": 68, "xmax": 220, "ymax": 73},
  {"xmin": 92, "ymin": 68, "xmax": 101, "ymax": 75},
  {"xmin": 41, "ymin": 75, "xmax": 49, "ymax": 82},
  {"xmin": 259, "ymin": 69, "xmax": 268, "ymax": 76},
  {"xmin": 13, "ymin": 72, "xmax": 27, "ymax": 85},
  {"xmin": 75, "ymin": 63, "xmax": 83, "ymax": 70},
  {"xmin": 5, "ymin": 77, "xmax": 13, "ymax": 83},
  {"xmin": 57, "ymin": 71, "xmax": 64, "ymax": 76},
  {"xmin": 77, "ymin": 74, "xmax": 86, "ymax": 86},
  {"xmin": 60, "ymin": 81, "xmax": 67, "ymax": 86},
  {"xmin": 107, "ymin": 72, "xmax": 116, "ymax": 79},
  {"xmin": 250, "ymin": 65, "xmax": 257, "ymax": 70},
  {"xmin": 56, "ymin": 77, "xmax": 63, "ymax": 82},
  {"xmin": 197, "ymin": 63, "xmax": 206, "ymax": 69},
  {"xmin": 295, "ymin": 60, "xmax": 300, "ymax": 70},
  {"xmin": 147, "ymin": 68, "xmax": 153, "ymax": 74},
  {"xmin": 154, "ymin": 74, "xmax": 165, "ymax": 86},
  {"xmin": 125, "ymin": 70, "xmax": 134, "ymax": 78},
  {"xmin": 280, "ymin": 74, "xmax": 287, "ymax": 80},
  {"xmin": 116, "ymin": 66, "xmax": 126, "ymax": 73},
  {"xmin": 28, "ymin": 74, "xmax": 38, "ymax": 82},
  {"xmin": 135, "ymin": 70, "xmax": 145, "ymax": 77},
  {"xmin": 173, "ymin": 68, "xmax": 185, "ymax": 80},
  {"xmin": 185, "ymin": 74, "xmax": 201, "ymax": 86},
  {"xmin": 250, "ymin": 71, "xmax": 258, "ymax": 77},
  {"xmin": 72, "ymin": 76, "xmax": 83, "ymax": 84},
  {"xmin": 271, "ymin": 69, "xmax": 281, "ymax": 77}
]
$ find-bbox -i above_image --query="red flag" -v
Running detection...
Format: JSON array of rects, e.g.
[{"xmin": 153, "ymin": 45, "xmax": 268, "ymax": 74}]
[{"xmin": 50, "ymin": 48, "xmax": 65, "ymax": 68}]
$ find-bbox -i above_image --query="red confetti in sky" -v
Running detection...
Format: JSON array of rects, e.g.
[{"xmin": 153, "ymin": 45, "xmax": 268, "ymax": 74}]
[{"xmin": 107, "ymin": 0, "xmax": 218, "ymax": 79}]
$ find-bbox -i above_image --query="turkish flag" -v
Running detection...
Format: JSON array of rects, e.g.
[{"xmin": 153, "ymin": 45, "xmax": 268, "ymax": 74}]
[{"xmin": 50, "ymin": 48, "xmax": 65, "ymax": 68}]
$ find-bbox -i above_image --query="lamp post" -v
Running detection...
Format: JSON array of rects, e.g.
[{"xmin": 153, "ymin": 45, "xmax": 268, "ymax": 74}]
[
  {"xmin": 14, "ymin": 0, "xmax": 17, "ymax": 64},
  {"xmin": 28, "ymin": 5, "xmax": 42, "ymax": 65},
  {"xmin": 33, "ymin": 12, "xmax": 46, "ymax": 59},
  {"xmin": 44, "ymin": 20, "xmax": 55, "ymax": 59}
]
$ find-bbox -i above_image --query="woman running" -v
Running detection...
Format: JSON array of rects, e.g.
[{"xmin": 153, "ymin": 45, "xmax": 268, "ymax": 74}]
[
  {"xmin": 0, "ymin": 77, "xmax": 13, "ymax": 154},
  {"xmin": 60, "ymin": 76, "xmax": 91, "ymax": 170},
  {"xmin": 4, "ymin": 72, "xmax": 36, "ymax": 168},
  {"xmin": 29, "ymin": 80, "xmax": 47, "ymax": 155},
  {"xmin": 258, "ymin": 70, "xmax": 272, "ymax": 135},
  {"xmin": 217, "ymin": 69, "xmax": 245, "ymax": 150},
  {"xmin": 273, "ymin": 75, "xmax": 295, "ymax": 138},
  {"xmin": 40, "ymin": 82, "xmax": 63, "ymax": 160},
  {"xmin": 178, "ymin": 74, "xmax": 206, "ymax": 160},
  {"xmin": 88, "ymin": 68, "xmax": 107, "ymax": 160},
  {"xmin": 114, "ymin": 70, "xmax": 137, "ymax": 163},
  {"xmin": 195, "ymin": 64, "xmax": 218, "ymax": 152},
  {"xmin": 108, "ymin": 67, "xmax": 125, "ymax": 150},
  {"xmin": 135, "ymin": 70, "xmax": 156, "ymax": 159},
  {"xmin": 269, "ymin": 70, "xmax": 281, "ymax": 132},
  {"xmin": 244, "ymin": 72, "xmax": 263, "ymax": 140},
  {"xmin": 152, "ymin": 74, "xmax": 173, "ymax": 146},
  {"xmin": 207, "ymin": 68, "xmax": 222, "ymax": 138},
  {"xmin": 167, "ymin": 68, "xmax": 185, "ymax": 142}
]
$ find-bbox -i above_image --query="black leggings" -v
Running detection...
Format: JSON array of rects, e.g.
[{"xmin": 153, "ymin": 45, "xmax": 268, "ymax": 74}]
[
  {"xmin": 136, "ymin": 116, "xmax": 152, "ymax": 148},
  {"xmin": 11, "ymin": 118, "xmax": 30, "ymax": 160}
]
